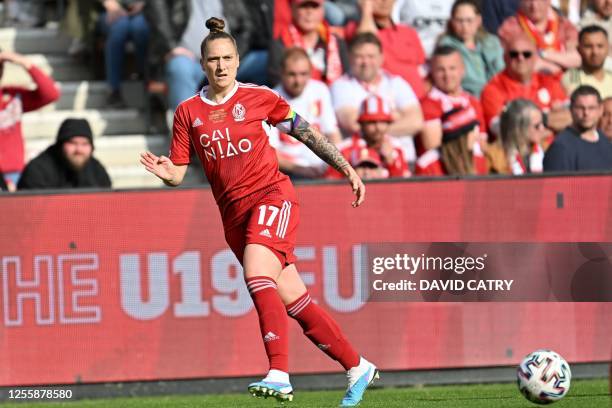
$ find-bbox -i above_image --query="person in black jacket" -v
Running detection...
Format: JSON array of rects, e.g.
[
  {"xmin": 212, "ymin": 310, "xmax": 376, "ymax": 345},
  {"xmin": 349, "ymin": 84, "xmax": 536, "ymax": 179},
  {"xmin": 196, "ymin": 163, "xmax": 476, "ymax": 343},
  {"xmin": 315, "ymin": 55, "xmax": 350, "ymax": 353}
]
[{"xmin": 17, "ymin": 118, "xmax": 112, "ymax": 190}]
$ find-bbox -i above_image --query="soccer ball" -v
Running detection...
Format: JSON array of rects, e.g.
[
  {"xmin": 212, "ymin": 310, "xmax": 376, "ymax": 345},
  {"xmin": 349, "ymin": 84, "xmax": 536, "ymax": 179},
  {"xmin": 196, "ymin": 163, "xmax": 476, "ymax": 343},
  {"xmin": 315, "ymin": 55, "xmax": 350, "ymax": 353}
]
[{"xmin": 517, "ymin": 349, "xmax": 571, "ymax": 404}]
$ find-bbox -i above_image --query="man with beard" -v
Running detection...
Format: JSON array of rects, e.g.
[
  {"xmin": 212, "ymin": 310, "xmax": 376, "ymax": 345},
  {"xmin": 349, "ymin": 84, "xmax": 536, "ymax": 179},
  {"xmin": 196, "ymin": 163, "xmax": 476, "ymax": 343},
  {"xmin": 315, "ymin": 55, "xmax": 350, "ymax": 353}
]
[
  {"xmin": 563, "ymin": 25, "xmax": 612, "ymax": 98},
  {"xmin": 17, "ymin": 119, "xmax": 111, "ymax": 190},
  {"xmin": 544, "ymin": 85, "xmax": 612, "ymax": 172}
]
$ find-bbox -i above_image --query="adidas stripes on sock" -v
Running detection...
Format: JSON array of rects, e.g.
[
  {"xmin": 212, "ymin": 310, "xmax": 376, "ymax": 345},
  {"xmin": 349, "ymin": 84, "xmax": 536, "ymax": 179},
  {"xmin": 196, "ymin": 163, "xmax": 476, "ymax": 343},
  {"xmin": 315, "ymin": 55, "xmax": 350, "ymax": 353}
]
[
  {"xmin": 286, "ymin": 292, "xmax": 360, "ymax": 370},
  {"xmin": 246, "ymin": 276, "xmax": 289, "ymax": 372}
]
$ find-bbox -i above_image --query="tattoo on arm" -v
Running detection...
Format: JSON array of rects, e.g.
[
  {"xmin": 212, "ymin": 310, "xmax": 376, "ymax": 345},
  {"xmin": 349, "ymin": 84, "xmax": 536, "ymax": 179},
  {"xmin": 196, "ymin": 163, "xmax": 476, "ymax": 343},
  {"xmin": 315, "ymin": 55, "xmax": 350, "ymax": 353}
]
[{"xmin": 283, "ymin": 114, "xmax": 351, "ymax": 173}]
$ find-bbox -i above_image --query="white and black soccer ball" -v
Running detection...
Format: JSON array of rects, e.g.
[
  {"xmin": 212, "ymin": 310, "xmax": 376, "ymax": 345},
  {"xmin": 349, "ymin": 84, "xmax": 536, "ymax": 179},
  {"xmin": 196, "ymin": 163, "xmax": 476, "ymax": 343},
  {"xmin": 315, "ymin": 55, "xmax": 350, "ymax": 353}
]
[{"xmin": 517, "ymin": 349, "xmax": 571, "ymax": 404}]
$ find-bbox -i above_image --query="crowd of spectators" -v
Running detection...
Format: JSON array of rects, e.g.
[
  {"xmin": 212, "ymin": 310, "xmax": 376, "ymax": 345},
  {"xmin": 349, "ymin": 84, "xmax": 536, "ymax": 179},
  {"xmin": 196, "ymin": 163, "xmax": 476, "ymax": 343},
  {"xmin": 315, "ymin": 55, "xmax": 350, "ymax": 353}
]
[{"xmin": 2, "ymin": 0, "xmax": 612, "ymax": 191}]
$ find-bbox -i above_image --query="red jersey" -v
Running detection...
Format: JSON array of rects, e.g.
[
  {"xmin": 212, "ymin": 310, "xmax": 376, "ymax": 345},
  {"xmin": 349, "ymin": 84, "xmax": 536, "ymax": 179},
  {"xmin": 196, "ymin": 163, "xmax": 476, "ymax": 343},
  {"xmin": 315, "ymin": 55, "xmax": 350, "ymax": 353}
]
[
  {"xmin": 0, "ymin": 66, "xmax": 60, "ymax": 173},
  {"xmin": 480, "ymin": 70, "xmax": 568, "ymax": 129},
  {"xmin": 169, "ymin": 82, "xmax": 292, "ymax": 215}
]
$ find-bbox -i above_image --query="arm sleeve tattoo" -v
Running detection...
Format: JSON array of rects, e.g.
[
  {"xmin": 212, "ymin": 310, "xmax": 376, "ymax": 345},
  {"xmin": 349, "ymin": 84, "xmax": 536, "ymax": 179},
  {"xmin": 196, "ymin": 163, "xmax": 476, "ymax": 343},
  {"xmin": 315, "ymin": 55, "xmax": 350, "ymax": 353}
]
[{"xmin": 276, "ymin": 111, "xmax": 351, "ymax": 173}]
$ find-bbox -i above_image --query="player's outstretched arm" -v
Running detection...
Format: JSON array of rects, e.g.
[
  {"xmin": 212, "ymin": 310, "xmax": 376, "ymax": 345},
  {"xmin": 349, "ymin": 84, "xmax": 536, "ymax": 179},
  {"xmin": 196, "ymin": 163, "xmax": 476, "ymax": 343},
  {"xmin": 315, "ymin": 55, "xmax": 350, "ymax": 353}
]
[
  {"xmin": 139, "ymin": 151, "xmax": 188, "ymax": 187},
  {"xmin": 281, "ymin": 113, "xmax": 365, "ymax": 207}
]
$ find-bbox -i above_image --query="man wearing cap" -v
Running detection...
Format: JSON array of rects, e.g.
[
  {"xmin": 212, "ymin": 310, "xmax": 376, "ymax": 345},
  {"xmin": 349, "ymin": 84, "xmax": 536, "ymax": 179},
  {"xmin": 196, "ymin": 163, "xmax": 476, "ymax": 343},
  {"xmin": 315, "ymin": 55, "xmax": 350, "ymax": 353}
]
[
  {"xmin": 269, "ymin": 0, "xmax": 349, "ymax": 87},
  {"xmin": 417, "ymin": 45, "xmax": 487, "ymax": 176},
  {"xmin": 17, "ymin": 118, "xmax": 112, "ymax": 190},
  {"xmin": 331, "ymin": 32, "xmax": 423, "ymax": 163},
  {"xmin": 327, "ymin": 94, "xmax": 409, "ymax": 180}
]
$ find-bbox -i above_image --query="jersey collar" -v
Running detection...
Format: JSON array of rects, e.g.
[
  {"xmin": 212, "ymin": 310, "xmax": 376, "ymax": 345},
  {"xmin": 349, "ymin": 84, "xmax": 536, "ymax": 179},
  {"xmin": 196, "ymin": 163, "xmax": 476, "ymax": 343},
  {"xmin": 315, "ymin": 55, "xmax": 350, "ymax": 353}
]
[{"xmin": 199, "ymin": 81, "xmax": 239, "ymax": 106}]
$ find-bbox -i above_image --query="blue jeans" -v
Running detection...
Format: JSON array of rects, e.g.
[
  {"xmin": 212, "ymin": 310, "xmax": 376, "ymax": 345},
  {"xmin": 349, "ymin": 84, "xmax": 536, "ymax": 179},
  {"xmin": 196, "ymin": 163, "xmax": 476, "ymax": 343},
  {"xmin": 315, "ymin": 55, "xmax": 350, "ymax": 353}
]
[
  {"xmin": 166, "ymin": 55, "xmax": 206, "ymax": 111},
  {"xmin": 237, "ymin": 50, "xmax": 269, "ymax": 86},
  {"xmin": 98, "ymin": 13, "xmax": 149, "ymax": 92}
]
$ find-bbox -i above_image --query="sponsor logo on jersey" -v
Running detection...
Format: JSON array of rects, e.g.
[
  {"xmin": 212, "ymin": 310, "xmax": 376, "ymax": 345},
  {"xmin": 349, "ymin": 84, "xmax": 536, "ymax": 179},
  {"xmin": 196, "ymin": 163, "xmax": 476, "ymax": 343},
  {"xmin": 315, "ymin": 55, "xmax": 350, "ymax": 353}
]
[
  {"xmin": 192, "ymin": 117, "xmax": 203, "ymax": 127},
  {"xmin": 259, "ymin": 229, "xmax": 272, "ymax": 238},
  {"xmin": 232, "ymin": 102, "xmax": 246, "ymax": 121},
  {"xmin": 264, "ymin": 331, "xmax": 280, "ymax": 342},
  {"xmin": 199, "ymin": 127, "xmax": 253, "ymax": 161},
  {"xmin": 538, "ymin": 88, "xmax": 551, "ymax": 105}
]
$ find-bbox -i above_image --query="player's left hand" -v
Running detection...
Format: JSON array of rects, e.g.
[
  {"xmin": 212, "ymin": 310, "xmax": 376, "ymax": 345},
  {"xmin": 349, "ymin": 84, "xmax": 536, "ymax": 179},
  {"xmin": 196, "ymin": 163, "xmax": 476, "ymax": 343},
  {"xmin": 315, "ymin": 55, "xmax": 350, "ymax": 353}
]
[{"xmin": 346, "ymin": 167, "xmax": 365, "ymax": 208}]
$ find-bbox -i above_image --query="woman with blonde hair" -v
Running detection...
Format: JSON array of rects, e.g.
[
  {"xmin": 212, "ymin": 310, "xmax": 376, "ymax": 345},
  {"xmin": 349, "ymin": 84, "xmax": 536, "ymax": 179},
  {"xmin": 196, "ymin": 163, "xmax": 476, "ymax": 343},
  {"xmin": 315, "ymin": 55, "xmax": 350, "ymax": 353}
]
[
  {"xmin": 500, "ymin": 98, "xmax": 549, "ymax": 174},
  {"xmin": 438, "ymin": 0, "xmax": 505, "ymax": 96}
]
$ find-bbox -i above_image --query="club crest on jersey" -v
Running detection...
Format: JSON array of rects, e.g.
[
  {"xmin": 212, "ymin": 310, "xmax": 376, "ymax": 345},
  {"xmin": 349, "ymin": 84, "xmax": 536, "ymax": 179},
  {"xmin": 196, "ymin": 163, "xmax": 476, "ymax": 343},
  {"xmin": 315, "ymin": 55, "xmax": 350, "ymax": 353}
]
[{"xmin": 232, "ymin": 102, "xmax": 246, "ymax": 122}]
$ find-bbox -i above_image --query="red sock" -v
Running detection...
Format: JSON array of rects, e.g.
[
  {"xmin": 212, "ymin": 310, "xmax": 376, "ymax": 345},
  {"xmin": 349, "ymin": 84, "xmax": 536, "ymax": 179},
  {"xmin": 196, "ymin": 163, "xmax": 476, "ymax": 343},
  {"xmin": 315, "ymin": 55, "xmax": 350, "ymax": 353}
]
[
  {"xmin": 286, "ymin": 292, "xmax": 360, "ymax": 370},
  {"xmin": 246, "ymin": 276, "xmax": 289, "ymax": 372}
]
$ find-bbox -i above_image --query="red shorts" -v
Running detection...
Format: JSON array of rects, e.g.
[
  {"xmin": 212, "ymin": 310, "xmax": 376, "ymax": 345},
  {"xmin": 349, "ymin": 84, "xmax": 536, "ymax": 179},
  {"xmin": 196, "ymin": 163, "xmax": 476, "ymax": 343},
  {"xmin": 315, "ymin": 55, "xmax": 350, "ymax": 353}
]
[{"xmin": 223, "ymin": 182, "xmax": 299, "ymax": 266}]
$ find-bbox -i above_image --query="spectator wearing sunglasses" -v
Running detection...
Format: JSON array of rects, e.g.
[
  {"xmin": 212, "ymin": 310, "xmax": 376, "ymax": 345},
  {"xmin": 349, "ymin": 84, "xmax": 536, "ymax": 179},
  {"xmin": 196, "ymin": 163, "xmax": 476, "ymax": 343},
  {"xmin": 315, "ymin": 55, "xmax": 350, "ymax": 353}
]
[
  {"xmin": 498, "ymin": 0, "xmax": 580, "ymax": 77},
  {"xmin": 481, "ymin": 35, "xmax": 571, "ymax": 139}
]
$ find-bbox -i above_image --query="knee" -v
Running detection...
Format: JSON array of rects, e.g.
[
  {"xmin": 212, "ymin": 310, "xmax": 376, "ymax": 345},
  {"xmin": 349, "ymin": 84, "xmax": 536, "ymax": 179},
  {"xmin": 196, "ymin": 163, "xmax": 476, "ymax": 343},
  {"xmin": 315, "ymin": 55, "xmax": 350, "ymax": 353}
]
[
  {"xmin": 166, "ymin": 56, "xmax": 193, "ymax": 80},
  {"xmin": 129, "ymin": 15, "xmax": 150, "ymax": 38},
  {"xmin": 106, "ymin": 16, "xmax": 130, "ymax": 42}
]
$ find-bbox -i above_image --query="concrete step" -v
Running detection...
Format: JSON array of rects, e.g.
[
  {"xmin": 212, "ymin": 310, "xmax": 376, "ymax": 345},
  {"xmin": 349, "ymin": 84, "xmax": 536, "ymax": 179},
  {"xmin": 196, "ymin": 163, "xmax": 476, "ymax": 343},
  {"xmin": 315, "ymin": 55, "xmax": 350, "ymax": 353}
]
[
  {"xmin": 47, "ymin": 81, "xmax": 146, "ymax": 111},
  {"xmin": 107, "ymin": 164, "xmax": 206, "ymax": 189},
  {"xmin": 3, "ymin": 54, "xmax": 92, "ymax": 85},
  {"xmin": 24, "ymin": 134, "xmax": 169, "ymax": 167},
  {"xmin": 0, "ymin": 28, "xmax": 71, "ymax": 54},
  {"xmin": 22, "ymin": 109, "xmax": 147, "ymax": 140}
]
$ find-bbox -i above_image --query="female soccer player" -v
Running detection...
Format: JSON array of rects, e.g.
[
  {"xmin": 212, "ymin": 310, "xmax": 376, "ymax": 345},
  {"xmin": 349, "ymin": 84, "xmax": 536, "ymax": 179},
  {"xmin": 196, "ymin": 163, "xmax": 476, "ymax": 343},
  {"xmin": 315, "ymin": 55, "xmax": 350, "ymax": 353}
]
[{"xmin": 140, "ymin": 17, "xmax": 378, "ymax": 407}]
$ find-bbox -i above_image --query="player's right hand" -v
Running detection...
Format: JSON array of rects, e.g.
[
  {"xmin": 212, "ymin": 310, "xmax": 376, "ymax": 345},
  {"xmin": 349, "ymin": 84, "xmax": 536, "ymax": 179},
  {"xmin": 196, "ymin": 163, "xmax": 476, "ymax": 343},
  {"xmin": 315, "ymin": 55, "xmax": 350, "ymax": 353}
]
[{"xmin": 139, "ymin": 151, "xmax": 175, "ymax": 183}]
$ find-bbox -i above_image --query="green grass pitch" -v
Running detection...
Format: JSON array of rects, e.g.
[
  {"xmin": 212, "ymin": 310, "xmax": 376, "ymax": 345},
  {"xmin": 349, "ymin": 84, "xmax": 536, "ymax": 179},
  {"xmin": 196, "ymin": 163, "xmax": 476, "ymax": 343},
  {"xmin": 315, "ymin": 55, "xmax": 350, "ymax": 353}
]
[{"xmin": 3, "ymin": 379, "xmax": 608, "ymax": 407}]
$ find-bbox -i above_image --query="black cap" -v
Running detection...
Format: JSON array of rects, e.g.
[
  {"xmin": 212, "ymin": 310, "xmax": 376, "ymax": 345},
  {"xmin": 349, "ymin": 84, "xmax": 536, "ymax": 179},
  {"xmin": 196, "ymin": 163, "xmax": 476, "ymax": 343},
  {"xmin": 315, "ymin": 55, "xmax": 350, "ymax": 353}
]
[{"xmin": 55, "ymin": 118, "xmax": 94, "ymax": 147}]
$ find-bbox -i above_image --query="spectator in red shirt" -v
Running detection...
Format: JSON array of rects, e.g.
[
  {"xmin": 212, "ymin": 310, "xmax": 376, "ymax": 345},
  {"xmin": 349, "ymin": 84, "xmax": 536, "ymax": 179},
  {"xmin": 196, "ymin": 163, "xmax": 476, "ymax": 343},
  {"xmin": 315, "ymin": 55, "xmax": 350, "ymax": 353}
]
[
  {"xmin": 498, "ymin": 0, "xmax": 581, "ymax": 76},
  {"xmin": 480, "ymin": 34, "xmax": 572, "ymax": 138},
  {"xmin": 328, "ymin": 94, "xmax": 410, "ymax": 179},
  {"xmin": 347, "ymin": 0, "xmax": 427, "ymax": 98},
  {"xmin": 0, "ymin": 50, "xmax": 60, "ymax": 191},
  {"xmin": 269, "ymin": 0, "xmax": 349, "ymax": 87},
  {"xmin": 417, "ymin": 45, "xmax": 487, "ymax": 176}
]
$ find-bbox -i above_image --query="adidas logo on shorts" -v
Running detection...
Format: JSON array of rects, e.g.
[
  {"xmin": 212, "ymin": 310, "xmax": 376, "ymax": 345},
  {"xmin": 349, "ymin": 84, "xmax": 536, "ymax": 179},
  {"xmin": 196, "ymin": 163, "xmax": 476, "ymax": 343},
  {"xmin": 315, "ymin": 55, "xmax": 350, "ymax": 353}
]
[
  {"xmin": 259, "ymin": 229, "xmax": 272, "ymax": 238},
  {"xmin": 264, "ymin": 331, "xmax": 280, "ymax": 342}
]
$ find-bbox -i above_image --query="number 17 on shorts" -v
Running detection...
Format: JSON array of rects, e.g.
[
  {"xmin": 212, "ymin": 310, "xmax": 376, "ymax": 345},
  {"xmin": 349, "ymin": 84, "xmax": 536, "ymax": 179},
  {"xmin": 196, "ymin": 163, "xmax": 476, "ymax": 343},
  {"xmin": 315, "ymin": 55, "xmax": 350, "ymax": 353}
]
[{"xmin": 247, "ymin": 199, "xmax": 299, "ymax": 265}]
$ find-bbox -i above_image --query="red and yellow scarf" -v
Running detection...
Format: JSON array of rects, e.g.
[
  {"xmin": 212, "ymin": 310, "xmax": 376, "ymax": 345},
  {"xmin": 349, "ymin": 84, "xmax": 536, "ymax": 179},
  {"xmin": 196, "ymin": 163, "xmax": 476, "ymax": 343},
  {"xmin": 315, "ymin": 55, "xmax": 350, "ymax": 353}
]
[
  {"xmin": 280, "ymin": 23, "xmax": 343, "ymax": 85},
  {"xmin": 517, "ymin": 10, "xmax": 563, "ymax": 51}
]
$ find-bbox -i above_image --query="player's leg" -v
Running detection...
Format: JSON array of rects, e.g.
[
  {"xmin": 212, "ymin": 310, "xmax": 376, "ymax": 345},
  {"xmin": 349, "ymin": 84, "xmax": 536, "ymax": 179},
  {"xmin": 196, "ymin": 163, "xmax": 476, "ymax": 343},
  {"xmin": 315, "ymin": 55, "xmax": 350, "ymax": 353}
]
[
  {"xmin": 242, "ymin": 244, "xmax": 293, "ymax": 401},
  {"xmin": 277, "ymin": 264, "xmax": 379, "ymax": 407}
]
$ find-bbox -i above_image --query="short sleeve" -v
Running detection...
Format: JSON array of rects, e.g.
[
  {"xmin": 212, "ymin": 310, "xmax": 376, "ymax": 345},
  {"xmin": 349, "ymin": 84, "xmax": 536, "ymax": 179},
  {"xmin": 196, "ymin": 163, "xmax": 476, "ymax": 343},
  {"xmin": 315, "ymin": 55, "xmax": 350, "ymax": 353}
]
[
  {"xmin": 546, "ymin": 77, "xmax": 570, "ymax": 106},
  {"xmin": 497, "ymin": 17, "xmax": 521, "ymax": 48},
  {"xmin": 543, "ymin": 140, "xmax": 572, "ymax": 171},
  {"xmin": 420, "ymin": 97, "xmax": 443, "ymax": 123},
  {"xmin": 169, "ymin": 104, "xmax": 193, "ymax": 165},
  {"xmin": 265, "ymin": 90, "xmax": 292, "ymax": 126},
  {"xmin": 480, "ymin": 80, "xmax": 507, "ymax": 128},
  {"xmin": 392, "ymin": 77, "xmax": 419, "ymax": 109},
  {"xmin": 331, "ymin": 77, "xmax": 362, "ymax": 111},
  {"xmin": 470, "ymin": 96, "xmax": 487, "ymax": 133}
]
